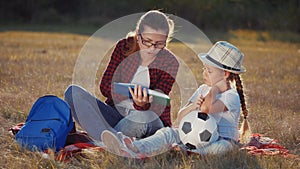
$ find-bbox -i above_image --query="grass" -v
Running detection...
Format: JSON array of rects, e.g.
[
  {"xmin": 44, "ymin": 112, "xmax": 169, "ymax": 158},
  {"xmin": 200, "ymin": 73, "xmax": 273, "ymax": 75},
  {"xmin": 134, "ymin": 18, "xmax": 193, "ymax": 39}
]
[
  {"xmin": 0, "ymin": 23, "xmax": 100, "ymax": 35},
  {"xmin": 0, "ymin": 29, "xmax": 299, "ymax": 168}
]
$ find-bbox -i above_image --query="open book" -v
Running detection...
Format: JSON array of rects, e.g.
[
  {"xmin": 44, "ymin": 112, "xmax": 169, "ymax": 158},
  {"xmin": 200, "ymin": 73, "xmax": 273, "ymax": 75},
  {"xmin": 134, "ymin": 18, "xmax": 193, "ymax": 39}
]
[{"xmin": 113, "ymin": 82, "xmax": 170, "ymax": 106}]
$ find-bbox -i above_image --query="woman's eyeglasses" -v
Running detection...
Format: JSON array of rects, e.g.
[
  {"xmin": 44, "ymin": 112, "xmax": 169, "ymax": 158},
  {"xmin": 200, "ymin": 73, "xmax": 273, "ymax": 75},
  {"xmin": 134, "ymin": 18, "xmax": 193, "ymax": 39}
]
[{"xmin": 139, "ymin": 34, "xmax": 166, "ymax": 49}]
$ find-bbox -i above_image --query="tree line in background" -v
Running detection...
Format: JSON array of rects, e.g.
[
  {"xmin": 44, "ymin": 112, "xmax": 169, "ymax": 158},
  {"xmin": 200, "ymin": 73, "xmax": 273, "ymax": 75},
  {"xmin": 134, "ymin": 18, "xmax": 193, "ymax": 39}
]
[{"xmin": 1, "ymin": 0, "xmax": 299, "ymax": 32}]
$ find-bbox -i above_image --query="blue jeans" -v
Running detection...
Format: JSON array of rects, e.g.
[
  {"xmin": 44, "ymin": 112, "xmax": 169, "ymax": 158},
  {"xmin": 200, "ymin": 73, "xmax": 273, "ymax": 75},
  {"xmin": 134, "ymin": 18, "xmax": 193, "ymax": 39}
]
[
  {"xmin": 114, "ymin": 109, "xmax": 164, "ymax": 138},
  {"xmin": 64, "ymin": 85, "xmax": 163, "ymax": 140}
]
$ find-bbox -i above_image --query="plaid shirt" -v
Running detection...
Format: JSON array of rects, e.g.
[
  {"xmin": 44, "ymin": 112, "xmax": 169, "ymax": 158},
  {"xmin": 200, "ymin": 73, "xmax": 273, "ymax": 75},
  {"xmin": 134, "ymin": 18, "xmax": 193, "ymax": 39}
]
[{"xmin": 100, "ymin": 39, "xmax": 179, "ymax": 126}]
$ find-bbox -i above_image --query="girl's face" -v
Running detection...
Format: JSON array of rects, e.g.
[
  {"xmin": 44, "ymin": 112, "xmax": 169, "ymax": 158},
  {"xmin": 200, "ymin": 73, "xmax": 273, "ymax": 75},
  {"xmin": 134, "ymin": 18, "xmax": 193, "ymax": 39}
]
[
  {"xmin": 202, "ymin": 64, "xmax": 225, "ymax": 86},
  {"xmin": 138, "ymin": 25, "xmax": 167, "ymax": 59}
]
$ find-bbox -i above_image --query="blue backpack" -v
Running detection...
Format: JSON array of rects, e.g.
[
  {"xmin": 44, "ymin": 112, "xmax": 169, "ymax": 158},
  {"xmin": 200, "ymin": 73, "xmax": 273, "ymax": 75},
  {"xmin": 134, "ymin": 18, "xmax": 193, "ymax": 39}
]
[{"xmin": 15, "ymin": 95, "xmax": 74, "ymax": 152}]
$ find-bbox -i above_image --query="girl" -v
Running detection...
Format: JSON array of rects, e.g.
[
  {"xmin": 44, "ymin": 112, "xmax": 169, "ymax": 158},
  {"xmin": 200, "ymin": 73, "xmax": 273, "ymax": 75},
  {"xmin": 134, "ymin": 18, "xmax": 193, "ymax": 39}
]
[
  {"xmin": 64, "ymin": 10, "xmax": 179, "ymax": 141},
  {"xmin": 101, "ymin": 41, "xmax": 248, "ymax": 157}
]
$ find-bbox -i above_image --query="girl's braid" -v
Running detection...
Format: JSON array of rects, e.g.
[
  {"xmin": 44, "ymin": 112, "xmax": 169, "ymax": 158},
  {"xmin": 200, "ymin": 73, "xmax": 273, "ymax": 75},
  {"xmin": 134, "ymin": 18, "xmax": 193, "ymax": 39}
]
[
  {"xmin": 234, "ymin": 74, "xmax": 248, "ymax": 119},
  {"xmin": 228, "ymin": 73, "xmax": 248, "ymax": 119}
]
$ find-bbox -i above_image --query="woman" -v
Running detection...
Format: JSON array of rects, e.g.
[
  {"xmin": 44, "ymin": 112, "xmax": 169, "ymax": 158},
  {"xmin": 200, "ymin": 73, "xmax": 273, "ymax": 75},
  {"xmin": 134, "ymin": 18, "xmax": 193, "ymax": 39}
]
[
  {"xmin": 64, "ymin": 10, "xmax": 179, "ymax": 140},
  {"xmin": 101, "ymin": 41, "xmax": 248, "ymax": 157}
]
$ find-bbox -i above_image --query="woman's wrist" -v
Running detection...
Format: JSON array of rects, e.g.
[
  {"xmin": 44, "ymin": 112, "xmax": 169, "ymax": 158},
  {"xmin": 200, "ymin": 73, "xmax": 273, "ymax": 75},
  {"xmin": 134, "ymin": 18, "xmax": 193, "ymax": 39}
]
[{"xmin": 133, "ymin": 102, "xmax": 151, "ymax": 110}]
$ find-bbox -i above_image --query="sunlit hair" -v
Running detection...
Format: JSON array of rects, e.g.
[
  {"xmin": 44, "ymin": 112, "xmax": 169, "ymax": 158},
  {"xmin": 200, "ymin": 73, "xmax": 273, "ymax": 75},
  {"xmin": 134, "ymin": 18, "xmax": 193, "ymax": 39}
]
[
  {"xmin": 227, "ymin": 73, "xmax": 248, "ymax": 119},
  {"xmin": 122, "ymin": 10, "xmax": 174, "ymax": 56}
]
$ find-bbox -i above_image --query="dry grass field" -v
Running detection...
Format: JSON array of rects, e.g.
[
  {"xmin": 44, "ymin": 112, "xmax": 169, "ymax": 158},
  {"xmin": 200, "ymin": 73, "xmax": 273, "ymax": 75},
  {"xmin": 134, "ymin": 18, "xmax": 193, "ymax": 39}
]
[{"xmin": 0, "ymin": 30, "xmax": 299, "ymax": 168}]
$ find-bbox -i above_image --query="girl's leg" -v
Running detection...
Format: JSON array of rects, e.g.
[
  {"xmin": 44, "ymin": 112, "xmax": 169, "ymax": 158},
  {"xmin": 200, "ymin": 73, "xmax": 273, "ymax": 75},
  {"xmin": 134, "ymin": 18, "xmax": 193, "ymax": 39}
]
[
  {"xmin": 131, "ymin": 127, "xmax": 181, "ymax": 156},
  {"xmin": 102, "ymin": 127, "xmax": 180, "ymax": 157},
  {"xmin": 64, "ymin": 84, "xmax": 123, "ymax": 140},
  {"xmin": 114, "ymin": 110, "xmax": 164, "ymax": 138},
  {"xmin": 192, "ymin": 138, "xmax": 235, "ymax": 155}
]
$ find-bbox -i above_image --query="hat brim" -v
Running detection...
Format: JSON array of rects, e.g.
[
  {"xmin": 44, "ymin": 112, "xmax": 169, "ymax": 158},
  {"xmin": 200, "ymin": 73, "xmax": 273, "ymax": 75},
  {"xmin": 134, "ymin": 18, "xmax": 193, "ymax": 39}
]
[{"xmin": 198, "ymin": 53, "xmax": 246, "ymax": 74}]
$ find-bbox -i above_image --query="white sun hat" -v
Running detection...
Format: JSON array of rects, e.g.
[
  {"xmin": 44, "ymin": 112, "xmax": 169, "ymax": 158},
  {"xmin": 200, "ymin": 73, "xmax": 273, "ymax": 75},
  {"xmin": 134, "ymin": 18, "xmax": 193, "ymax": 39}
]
[{"xmin": 198, "ymin": 41, "xmax": 246, "ymax": 74}]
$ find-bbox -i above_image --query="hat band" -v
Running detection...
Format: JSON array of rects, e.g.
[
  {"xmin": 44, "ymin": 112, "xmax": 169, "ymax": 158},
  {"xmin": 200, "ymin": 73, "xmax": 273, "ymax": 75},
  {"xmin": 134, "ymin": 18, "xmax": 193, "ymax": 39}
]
[{"xmin": 206, "ymin": 55, "xmax": 240, "ymax": 71}]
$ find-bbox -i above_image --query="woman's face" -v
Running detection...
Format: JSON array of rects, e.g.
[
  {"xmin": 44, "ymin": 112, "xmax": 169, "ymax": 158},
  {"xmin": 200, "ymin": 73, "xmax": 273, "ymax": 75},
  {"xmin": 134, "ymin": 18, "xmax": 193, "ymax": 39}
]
[
  {"xmin": 138, "ymin": 25, "xmax": 167, "ymax": 59},
  {"xmin": 202, "ymin": 64, "xmax": 225, "ymax": 86}
]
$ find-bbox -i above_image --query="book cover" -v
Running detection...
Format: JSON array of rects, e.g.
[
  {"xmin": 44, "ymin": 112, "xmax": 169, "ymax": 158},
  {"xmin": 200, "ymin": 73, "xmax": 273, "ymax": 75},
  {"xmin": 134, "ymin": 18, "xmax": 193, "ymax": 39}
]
[{"xmin": 113, "ymin": 82, "xmax": 170, "ymax": 106}]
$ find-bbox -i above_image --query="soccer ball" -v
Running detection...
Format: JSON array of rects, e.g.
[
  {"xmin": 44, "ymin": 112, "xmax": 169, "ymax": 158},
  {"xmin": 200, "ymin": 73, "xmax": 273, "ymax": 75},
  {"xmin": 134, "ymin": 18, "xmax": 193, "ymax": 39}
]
[{"xmin": 178, "ymin": 111, "xmax": 219, "ymax": 149}]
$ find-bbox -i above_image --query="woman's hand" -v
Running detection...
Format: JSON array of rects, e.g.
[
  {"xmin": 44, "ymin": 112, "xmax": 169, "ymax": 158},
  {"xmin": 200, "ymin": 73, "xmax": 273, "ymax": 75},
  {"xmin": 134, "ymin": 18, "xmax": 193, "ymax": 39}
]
[{"xmin": 128, "ymin": 84, "xmax": 153, "ymax": 107}]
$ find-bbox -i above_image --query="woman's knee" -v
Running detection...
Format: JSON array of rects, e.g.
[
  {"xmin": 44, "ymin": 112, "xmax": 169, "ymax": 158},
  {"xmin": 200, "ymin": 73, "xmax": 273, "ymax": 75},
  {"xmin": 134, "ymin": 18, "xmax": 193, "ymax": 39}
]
[
  {"xmin": 127, "ymin": 110, "xmax": 160, "ymax": 123},
  {"xmin": 64, "ymin": 85, "xmax": 86, "ymax": 101}
]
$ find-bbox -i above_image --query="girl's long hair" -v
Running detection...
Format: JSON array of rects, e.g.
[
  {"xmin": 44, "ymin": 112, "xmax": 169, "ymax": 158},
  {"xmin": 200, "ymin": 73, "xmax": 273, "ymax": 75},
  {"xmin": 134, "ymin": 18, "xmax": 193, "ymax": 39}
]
[{"xmin": 228, "ymin": 73, "xmax": 248, "ymax": 119}]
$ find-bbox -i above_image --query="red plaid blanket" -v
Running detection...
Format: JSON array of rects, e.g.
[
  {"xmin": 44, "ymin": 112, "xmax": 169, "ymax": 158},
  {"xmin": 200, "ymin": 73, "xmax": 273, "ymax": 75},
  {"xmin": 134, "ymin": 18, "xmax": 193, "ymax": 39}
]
[
  {"xmin": 240, "ymin": 133, "xmax": 295, "ymax": 157},
  {"xmin": 10, "ymin": 123, "xmax": 297, "ymax": 162}
]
